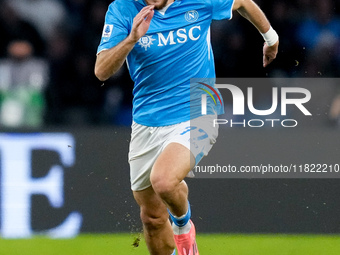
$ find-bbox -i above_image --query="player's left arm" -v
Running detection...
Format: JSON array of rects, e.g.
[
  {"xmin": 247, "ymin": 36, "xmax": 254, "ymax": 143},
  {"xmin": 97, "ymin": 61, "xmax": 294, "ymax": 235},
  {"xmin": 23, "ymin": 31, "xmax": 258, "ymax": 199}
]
[{"xmin": 232, "ymin": 0, "xmax": 279, "ymax": 67}]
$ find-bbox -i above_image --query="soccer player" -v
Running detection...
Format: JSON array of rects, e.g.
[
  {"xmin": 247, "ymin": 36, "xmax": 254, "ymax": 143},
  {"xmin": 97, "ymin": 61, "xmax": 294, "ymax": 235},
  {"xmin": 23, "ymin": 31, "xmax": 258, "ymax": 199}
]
[{"xmin": 95, "ymin": 0, "xmax": 278, "ymax": 254}]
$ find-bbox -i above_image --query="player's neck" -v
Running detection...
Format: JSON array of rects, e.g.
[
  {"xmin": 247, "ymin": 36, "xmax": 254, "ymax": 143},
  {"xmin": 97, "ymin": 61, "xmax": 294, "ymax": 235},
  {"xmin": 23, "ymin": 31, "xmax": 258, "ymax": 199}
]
[
  {"xmin": 146, "ymin": 0, "xmax": 175, "ymax": 10},
  {"xmin": 159, "ymin": 0, "xmax": 175, "ymax": 11}
]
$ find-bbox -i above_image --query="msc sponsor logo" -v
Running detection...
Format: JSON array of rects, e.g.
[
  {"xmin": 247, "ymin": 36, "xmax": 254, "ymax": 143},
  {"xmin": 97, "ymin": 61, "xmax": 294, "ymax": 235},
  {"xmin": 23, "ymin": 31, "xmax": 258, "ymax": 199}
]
[
  {"xmin": 138, "ymin": 26, "xmax": 201, "ymax": 50},
  {"xmin": 158, "ymin": 26, "xmax": 201, "ymax": 46},
  {"xmin": 138, "ymin": 35, "xmax": 156, "ymax": 51}
]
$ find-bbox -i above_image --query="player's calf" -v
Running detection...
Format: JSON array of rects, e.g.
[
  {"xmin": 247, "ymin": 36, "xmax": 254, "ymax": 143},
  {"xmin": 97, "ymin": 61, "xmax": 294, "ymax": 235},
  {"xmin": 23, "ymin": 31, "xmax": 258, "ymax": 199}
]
[{"xmin": 133, "ymin": 187, "xmax": 176, "ymax": 254}]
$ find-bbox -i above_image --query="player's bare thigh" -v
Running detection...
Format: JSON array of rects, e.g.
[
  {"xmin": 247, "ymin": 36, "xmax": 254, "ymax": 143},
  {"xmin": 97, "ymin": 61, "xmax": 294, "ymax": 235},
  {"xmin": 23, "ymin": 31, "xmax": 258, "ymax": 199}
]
[{"xmin": 150, "ymin": 142, "xmax": 195, "ymax": 191}]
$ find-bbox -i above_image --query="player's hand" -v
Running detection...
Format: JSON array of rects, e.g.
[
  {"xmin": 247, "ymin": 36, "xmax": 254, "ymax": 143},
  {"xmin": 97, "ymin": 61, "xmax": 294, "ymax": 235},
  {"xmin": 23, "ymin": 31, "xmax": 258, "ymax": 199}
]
[
  {"xmin": 263, "ymin": 40, "xmax": 279, "ymax": 67},
  {"xmin": 128, "ymin": 5, "xmax": 154, "ymax": 43}
]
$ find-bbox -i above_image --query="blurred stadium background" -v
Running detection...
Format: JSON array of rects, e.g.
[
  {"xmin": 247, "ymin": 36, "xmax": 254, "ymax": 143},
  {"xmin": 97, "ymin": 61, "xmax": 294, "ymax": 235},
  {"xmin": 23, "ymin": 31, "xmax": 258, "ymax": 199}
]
[{"xmin": 1, "ymin": 0, "xmax": 340, "ymax": 254}]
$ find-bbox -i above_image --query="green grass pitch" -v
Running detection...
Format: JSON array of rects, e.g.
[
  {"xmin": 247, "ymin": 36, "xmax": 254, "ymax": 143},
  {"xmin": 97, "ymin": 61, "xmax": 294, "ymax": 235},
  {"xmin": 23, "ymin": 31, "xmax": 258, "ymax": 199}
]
[{"xmin": 1, "ymin": 234, "xmax": 340, "ymax": 255}]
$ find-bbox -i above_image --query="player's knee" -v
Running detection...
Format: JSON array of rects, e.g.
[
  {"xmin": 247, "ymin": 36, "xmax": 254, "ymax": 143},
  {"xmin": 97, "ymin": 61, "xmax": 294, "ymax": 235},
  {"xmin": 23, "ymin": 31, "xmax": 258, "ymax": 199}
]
[
  {"xmin": 140, "ymin": 208, "xmax": 168, "ymax": 232},
  {"xmin": 150, "ymin": 176, "xmax": 176, "ymax": 199}
]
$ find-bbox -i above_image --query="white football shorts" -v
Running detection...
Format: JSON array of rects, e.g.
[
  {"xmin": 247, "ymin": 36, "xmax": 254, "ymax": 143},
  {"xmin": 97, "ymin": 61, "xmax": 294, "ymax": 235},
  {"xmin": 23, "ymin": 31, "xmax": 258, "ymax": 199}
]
[{"xmin": 128, "ymin": 114, "xmax": 218, "ymax": 191}]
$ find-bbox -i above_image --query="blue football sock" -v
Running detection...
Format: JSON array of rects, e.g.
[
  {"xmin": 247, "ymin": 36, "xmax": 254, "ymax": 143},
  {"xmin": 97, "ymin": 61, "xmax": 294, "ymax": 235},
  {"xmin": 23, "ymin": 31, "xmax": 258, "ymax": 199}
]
[{"xmin": 168, "ymin": 200, "xmax": 191, "ymax": 227}]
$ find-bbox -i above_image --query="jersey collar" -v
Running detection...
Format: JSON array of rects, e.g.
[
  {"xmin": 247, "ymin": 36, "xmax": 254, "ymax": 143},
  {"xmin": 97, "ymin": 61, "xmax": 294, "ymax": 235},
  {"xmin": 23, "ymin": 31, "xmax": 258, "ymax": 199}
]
[{"xmin": 135, "ymin": 0, "xmax": 180, "ymax": 6}]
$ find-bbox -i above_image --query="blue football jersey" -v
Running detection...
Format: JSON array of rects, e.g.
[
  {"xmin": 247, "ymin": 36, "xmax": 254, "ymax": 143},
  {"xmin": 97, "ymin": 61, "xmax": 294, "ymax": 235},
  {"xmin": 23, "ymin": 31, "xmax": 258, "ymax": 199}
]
[{"xmin": 97, "ymin": 0, "xmax": 234, "ymax": 126}]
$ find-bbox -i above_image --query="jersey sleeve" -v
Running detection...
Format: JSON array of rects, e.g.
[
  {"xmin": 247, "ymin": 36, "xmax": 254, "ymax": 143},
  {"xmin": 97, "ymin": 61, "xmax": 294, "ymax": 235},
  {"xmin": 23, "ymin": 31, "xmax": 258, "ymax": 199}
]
[
  {"xmin": 97, "ymin": 2, "xmax": 129, "ymax": 54},
  {"xmin": 211, "ymin": 0, "xmax": 235, "ymax": 20}
]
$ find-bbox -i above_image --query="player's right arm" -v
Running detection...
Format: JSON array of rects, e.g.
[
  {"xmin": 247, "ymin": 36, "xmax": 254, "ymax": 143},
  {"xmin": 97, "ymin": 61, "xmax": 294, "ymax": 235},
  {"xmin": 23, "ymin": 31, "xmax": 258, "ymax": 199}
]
[{"xmin": 94, "ymin": 5, "xmax": 154, "ymax": 82}]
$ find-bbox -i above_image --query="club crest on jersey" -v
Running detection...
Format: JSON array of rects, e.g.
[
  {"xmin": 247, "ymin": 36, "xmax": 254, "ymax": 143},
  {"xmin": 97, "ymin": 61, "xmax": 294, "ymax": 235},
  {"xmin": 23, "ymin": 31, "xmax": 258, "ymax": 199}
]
[
  {"xmin": 138, "ymin": 35, "xmax": 156, "ymax": 51},
  {"xmin": 185, "ymin": 10, "xmax": 199, "ymax": 22},
  {"xmin": 102, "ymin": 24, "xmax": 113, "ymax": 40}
]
